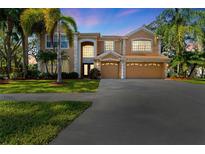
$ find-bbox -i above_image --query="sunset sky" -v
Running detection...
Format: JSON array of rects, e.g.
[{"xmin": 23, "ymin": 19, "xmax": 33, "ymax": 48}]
[{"xmin": 61, "ymin": 8, "xmax": 164, "ymax": 35}]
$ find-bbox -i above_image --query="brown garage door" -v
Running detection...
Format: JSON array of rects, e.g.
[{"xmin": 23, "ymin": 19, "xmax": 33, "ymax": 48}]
[
  {"xmin": 126, "ymin": 62, "xmax": 165, "ymax": 79},
  {"xmin": 101, "ymin": 62, "xmax": 119, "ymax": 79}
]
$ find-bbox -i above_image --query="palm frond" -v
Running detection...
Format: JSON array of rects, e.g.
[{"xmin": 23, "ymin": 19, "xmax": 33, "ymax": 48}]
[
  {"xmin": 61, "ymin": 21, "xmax": 74, "ymax": 47},
  {"xmin": 60, "ymin": 16, "xmax": 77, "ymax": 32}
]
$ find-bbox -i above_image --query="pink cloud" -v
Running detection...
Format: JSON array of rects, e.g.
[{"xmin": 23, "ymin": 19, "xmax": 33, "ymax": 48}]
[
  {"xmin": 62, "ymin": 9, "xmax": 101, "ymax": 27},
  {"xmin": 83, "ymin": 15, "xmax": 101, "ymax": 26},
  {"xmin": 117, "ymin": 9, "xmax": 139, "ymax": 17}
]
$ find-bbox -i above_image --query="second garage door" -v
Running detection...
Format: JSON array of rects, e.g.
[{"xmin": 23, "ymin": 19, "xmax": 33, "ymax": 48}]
[
  {"xmin": 126, "ymin": 62, "xmax": 165, "ymax": 79},
  {"xmin": 101, "ymin": 62, "xmax": 119, "ymax": 79}
]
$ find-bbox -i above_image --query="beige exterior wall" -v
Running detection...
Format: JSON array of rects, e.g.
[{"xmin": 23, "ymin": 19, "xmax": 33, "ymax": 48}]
[
  {"xmin": 125, "ymin": 29, "xmax": 160, "ymax": 56},
  {"xmin": 39, "ymin": 26, "xmax": 168, "ymax": 79},
  {"xmin": 97, "ymin": 38, "xmax": 122, "ymax": 55},
  {"xmin": 39, "ymin": 27, "xmax": 75, "ymax": 73}
]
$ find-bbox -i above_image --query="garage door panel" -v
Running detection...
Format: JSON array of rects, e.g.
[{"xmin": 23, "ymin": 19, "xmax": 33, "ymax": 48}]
[
  {"xmin": 101, "ymin": 62, "xmax": 119, "ymax": 79},
  {"xmin": 126, "ymin": 62, "xmax": 164, "ymax": 79}
]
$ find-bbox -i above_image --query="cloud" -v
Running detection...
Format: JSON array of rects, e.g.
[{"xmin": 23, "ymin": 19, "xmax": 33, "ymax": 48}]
[
  {"xmin": 116, "ymin": 9, "xmax": 139, "ymax": 17},
  {"xmin": 61, "ymin": 9, "xmax": 102, "ymax": 27}
]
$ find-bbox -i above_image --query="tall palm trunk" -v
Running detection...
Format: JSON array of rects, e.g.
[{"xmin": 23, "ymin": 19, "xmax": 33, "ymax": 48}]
[
  {"xmin": 6, "ymin": 16, "xmax": 13, "ymax": 79},
  {"xmin": 201, "ymin": 67, "xmax": 204, "ymax": 78},
  {"xmin": 57, "ymin": 21, "xmax": 62, "ymax": 83},
  {"xmin": 22, "ymin": 33, "xmax": 28, "ymax": 79}
]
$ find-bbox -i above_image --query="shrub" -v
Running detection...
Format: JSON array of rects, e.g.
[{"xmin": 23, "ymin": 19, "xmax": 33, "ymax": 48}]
[
  {"xmin": 68, "ymin": 72, "xmax": 79, "ymax": 79},
  {"xmin": 61, "ymin": 72, "xmax": 69, "ymax": 79},
  {"xmin": 39, "ymin": 72, "xmax": 58, "ymax": 80},
  {"xmin": 89, "ymin": 68, "xmax": 101, "ymax": 79},
  {"xmin": 27, "ymin": 70, "xmax": 40, "ymax": 79},
  {"xmin": 0, "ymin": 74, "xmax": 4, "ymax": 80}
]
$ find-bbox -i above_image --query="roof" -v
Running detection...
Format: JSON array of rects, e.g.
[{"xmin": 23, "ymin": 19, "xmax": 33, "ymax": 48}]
[
  {"xmin": 126, "ymin": 55, "xmax": 170, "ymax": 63},
  {"xmin": 95, "ymin": 51, "xmax": 122, "ymax": 59},
  {"xmin": 125, "ymin": 26, "xmax": 155, "ymax": 37}
]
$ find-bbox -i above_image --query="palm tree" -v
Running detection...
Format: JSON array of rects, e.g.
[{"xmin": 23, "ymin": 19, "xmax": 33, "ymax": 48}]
[
  {"xmin": 43, "ymin": 9, "xmax": 77, "ymax": 83},
  {"xmin": 147, "ymin": 8, "xmax": 204, "ymax": 77},
  {"xmin": 20, "ymin": 8, "xmax": 77, "ymax": 83}
]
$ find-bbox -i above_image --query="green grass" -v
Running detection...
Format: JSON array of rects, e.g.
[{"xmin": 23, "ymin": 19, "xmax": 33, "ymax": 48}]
[
  {"xmin": 181, "ymin": 79, "xmax": 205, "ymax": 84},
  {"xmin": 0, "ymin": 79, "xmax": 100, "ymax": 94},
  {"xmin": 0, "ymin": 100, "xmax": 91, "ymax": 144}
]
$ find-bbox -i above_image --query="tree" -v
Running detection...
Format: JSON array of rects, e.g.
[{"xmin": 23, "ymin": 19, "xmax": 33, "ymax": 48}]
[
  {"xmin": 37, "ymin": 50, "xmax": 50, "ymax": 74},
  {"xmin": 20, "ymin": 8, "xmax": 77, "ymax": 83},
  {"xmin": 147, "ymin": 8, "xmax": 205, "ymax": 77},
  {"xmin": 0, "ymin": 9, "xmax": 24, "ymax": 78},
  {"xmin": 43, "ymin": 9, "xmax": 77, "ymax": 83}
]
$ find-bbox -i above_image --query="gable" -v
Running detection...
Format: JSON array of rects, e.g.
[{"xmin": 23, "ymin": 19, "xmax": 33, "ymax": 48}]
[
  {"xmin": 126, "ymin": 27, "xmax": 155, "ymax": 38},
  {"xmin": 102, "ymin": 53, "xmax": 120, "ymax": 60},
  {"xmin": 95, "ymin": 51, "xmax": 122, "ymax": 61}
]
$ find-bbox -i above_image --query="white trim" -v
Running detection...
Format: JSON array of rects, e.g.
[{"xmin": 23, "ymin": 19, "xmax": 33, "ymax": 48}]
[
  {"xmin": 122, "ymin": 39, "xmax": 126, "ymax": 55},
  {"xmin": 74, "ymin": 33, "xmax": 79, "ymax": 73},
  {"xmin": 121, "ymin": 59, "xmax": 126, "ymax": 79},
  {"xmin": 158, "ymin": 39, "xmax": 161, "ymax": 55},
  {"xmin": 126, "ymin": 26, "xmax": 155, "ymax": 37},
  {"xmin": 45, "ymin": 33, "xmax": 69, "ymax": 50},
  {"xmin": 78, "ymin": 39, "xmax": 97, "ymax": 77},
  {"xmin": 96, "ymin": 50, "xmax": 122, "ymax": 59}
]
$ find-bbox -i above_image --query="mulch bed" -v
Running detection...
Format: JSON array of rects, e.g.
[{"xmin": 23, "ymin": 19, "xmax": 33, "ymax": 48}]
[
  {"xmin": 166, "ymin": 77, "xmax": 190, "ymax": 81},
  {"xmin": 50, "ymin": 82, "xmax": 66, "ymax": 86},
  {"xmin": 0, "ymin": 80, "xmax": 9, "ymax": 84}
]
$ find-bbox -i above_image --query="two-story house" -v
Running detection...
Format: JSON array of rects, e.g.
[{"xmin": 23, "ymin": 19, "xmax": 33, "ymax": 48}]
[{"xmin": 39, "ymin": 26, "xmax": 169, "ymax": 79}]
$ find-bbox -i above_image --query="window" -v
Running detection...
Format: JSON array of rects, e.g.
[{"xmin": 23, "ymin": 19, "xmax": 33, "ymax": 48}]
[
  {"xmin": 105, "ymin": 41, "xmax": 114, "ymax": 51},
  {"xmin": 132, "ymin": 40, "xmax": 151, "ymax": 52},
  {"xmin": 46, "ymin": 35, "xmax": 58, "ymax": 48},
  {"xmin": 83, "ymin": 45, "xmax": 94, "ymax": 58},
  {"xmin": 60, "ymin": 34, "xmax": 69, "ymax": 49},
  {"xmin": 46, "ymin": 33, "xmax": 69, "ymax": 49}
]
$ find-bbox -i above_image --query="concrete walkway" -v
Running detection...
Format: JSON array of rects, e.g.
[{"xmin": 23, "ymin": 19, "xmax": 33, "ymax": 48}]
[
  {"xmin": 50, "ymin": 79, "xmax": 205, "ymax": 145},
  {"xmin": 0, "ymin": 93, "xmax": 96, "ymax": 102}
]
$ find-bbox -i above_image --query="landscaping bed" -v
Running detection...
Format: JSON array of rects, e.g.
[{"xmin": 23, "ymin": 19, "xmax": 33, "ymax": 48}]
[
  {"xmin": 168, "ymin": 77, "xmax": 205, "ymax": 84},
  {"xmin": 0, "ymin": 79, "xmax": 100, "ymax": 94},
  {"xmin": 0, "ymin": 100, "xmax": 91, "ymax": 144}
]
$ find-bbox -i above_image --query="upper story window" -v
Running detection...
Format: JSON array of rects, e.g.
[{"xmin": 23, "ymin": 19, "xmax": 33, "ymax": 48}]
[
  {"xmin": 82, "ymin": 45, "xmax": 94, "ymax": 58},
  {"xmin": 104, "ymin": 41, "xmax": 114, "ymax": 51},
  {"xmin": 132, "ymin": 40, "xmax": 151, "ymax": 52},
  {"xmin": 46, "ymin": 33, "xmax": 69, "ymax": 49}
]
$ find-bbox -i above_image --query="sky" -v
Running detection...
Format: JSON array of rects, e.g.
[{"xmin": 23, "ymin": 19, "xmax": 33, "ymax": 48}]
[{"xmin": 61, "ymin": 8, "xmax": 164, "ymax": 35}]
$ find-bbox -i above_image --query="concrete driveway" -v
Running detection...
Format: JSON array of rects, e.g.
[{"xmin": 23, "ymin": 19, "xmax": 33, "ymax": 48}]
[{"xmin": 51, "ymin": 79, "xmax": 205, "ymax": 145}]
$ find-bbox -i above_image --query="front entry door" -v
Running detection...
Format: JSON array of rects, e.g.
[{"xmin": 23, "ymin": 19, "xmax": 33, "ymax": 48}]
[{"xmin": 83, "ymin": 63, "xmax": 94, "ymax": 78}]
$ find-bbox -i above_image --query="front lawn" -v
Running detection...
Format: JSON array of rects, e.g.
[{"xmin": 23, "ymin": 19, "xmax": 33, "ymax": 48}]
[
  {"xmin": 181, "ymin": 79, "xmax": 205, "ymax": 84},
  {"xmin": 0, "ymin": 79, "xmax": 100, "ymax": 94},
  {"xmin": 0, "ymin": 100, "xmax": 91, "ymax": 144}
]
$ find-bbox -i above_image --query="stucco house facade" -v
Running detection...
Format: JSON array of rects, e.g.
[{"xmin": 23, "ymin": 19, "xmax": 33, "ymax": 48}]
[{"xmin": 39, "ymin": 26, "xmax": 169, "ymax": 79}]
